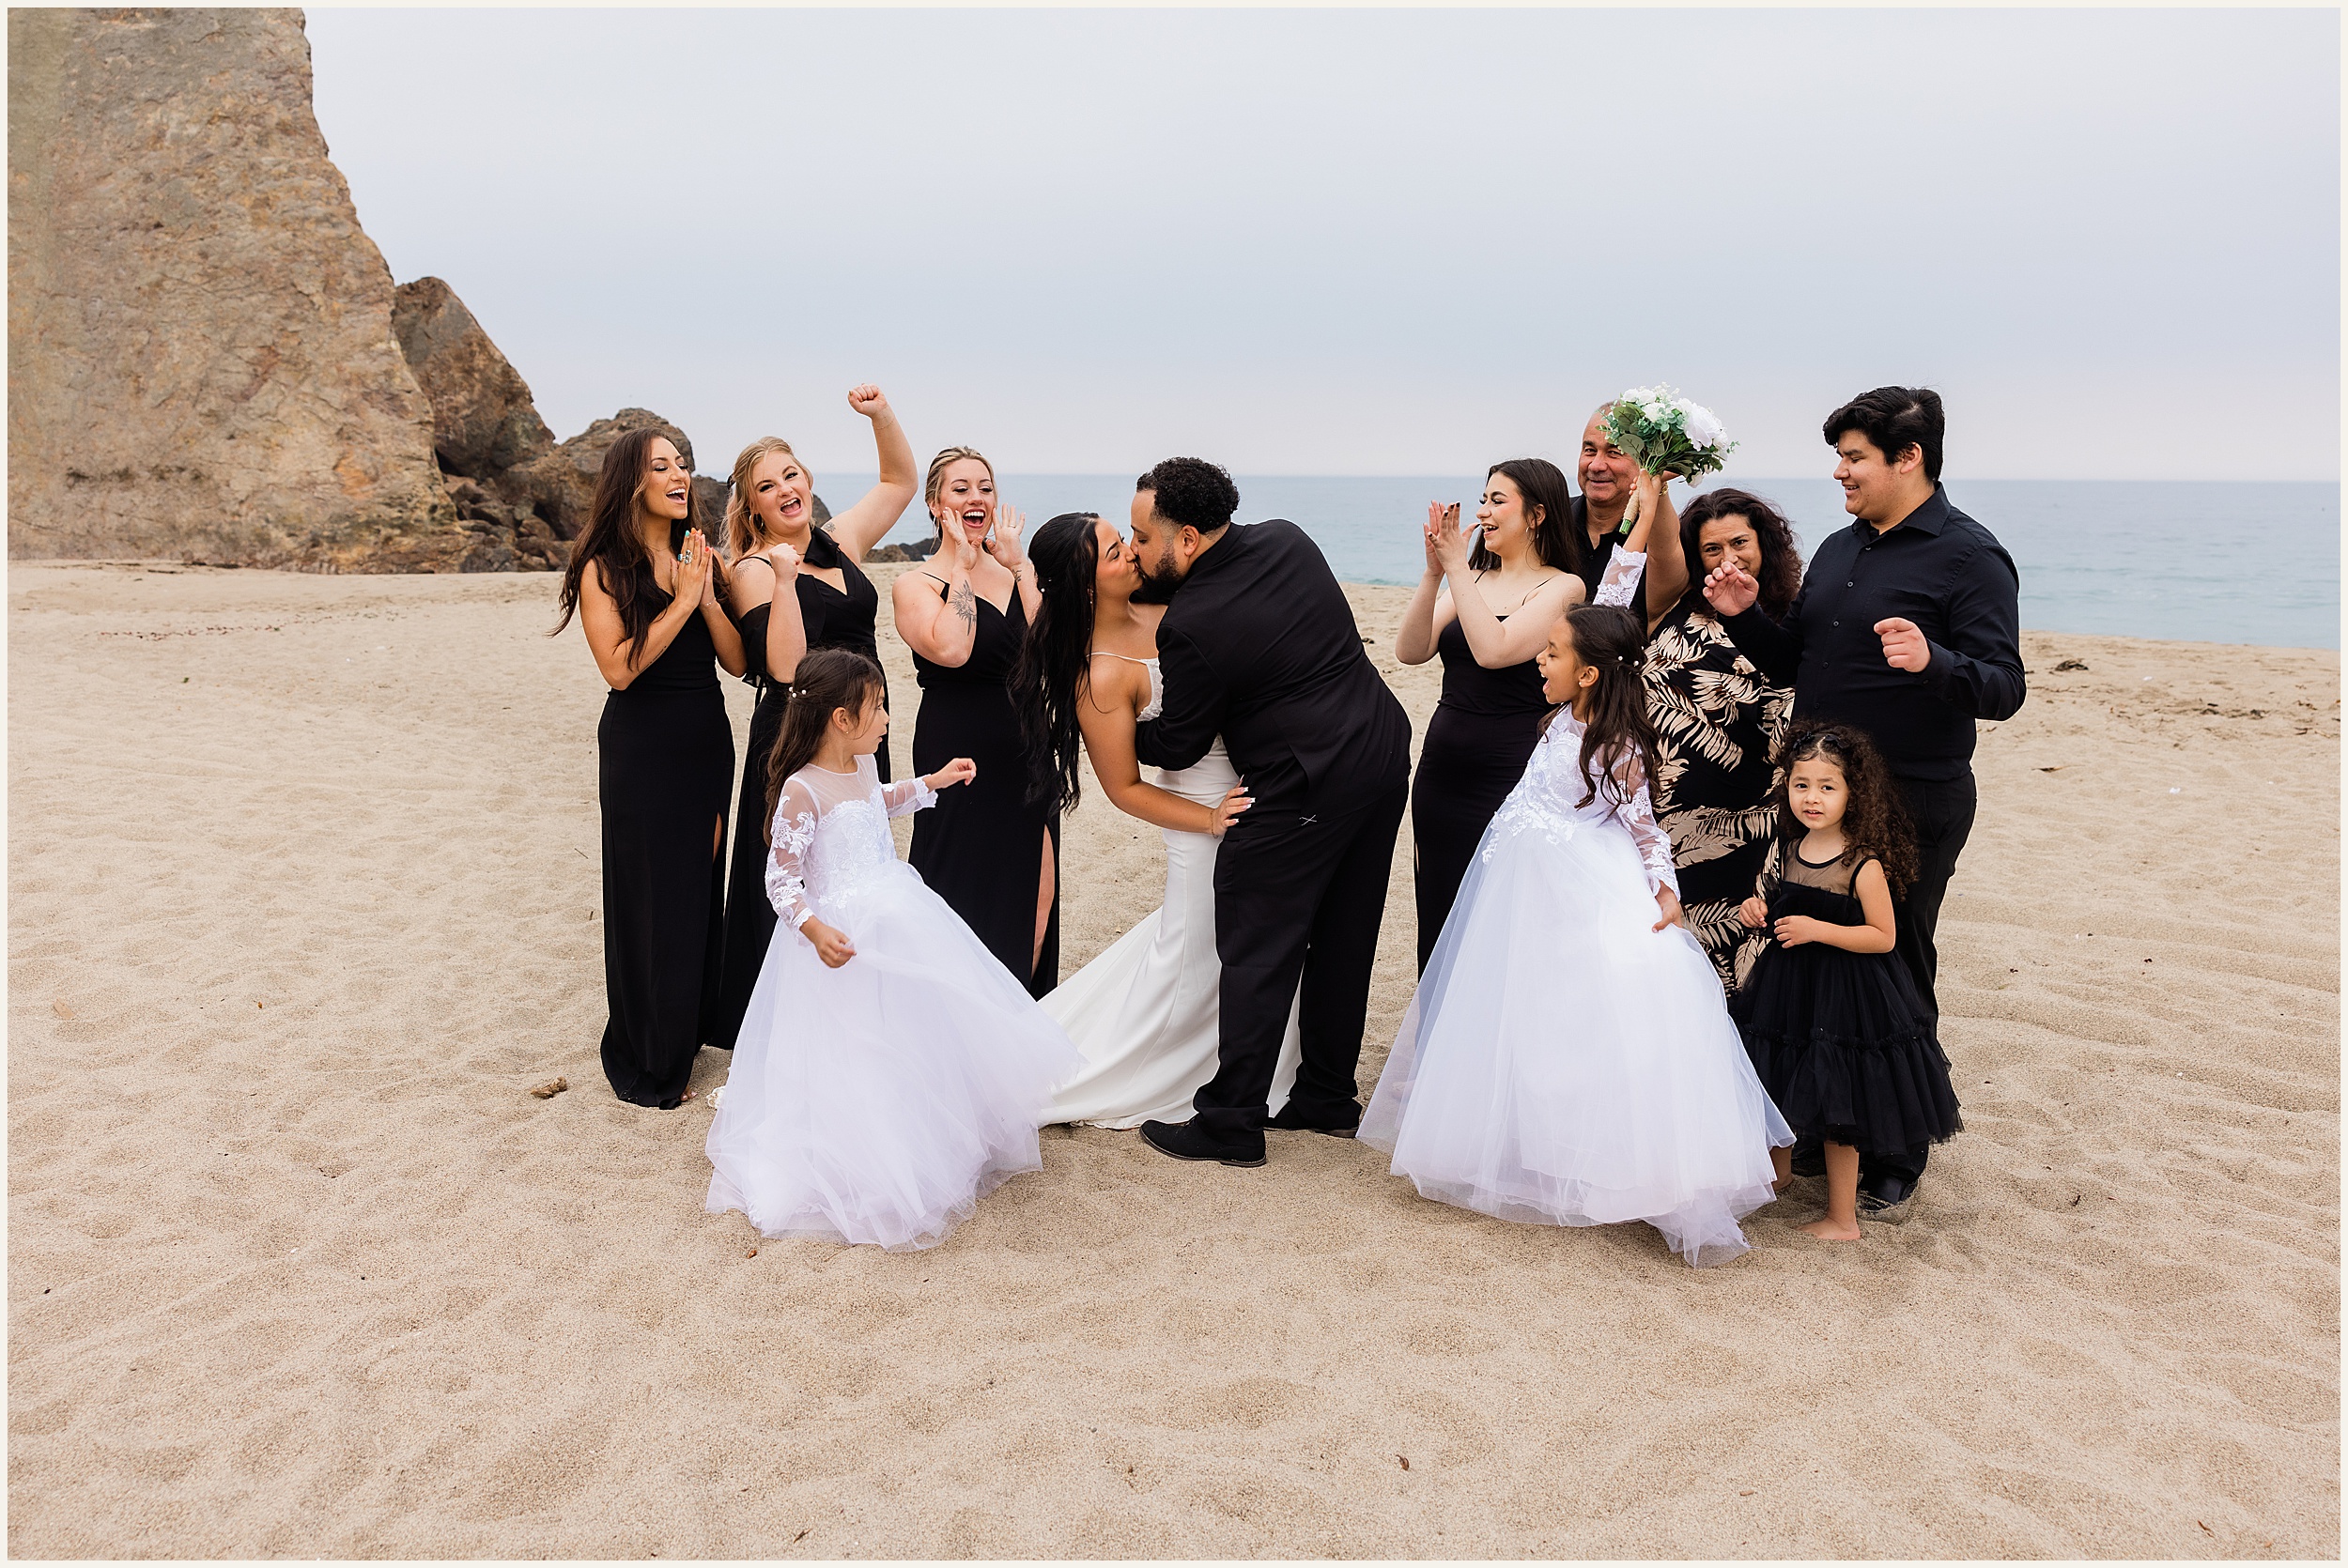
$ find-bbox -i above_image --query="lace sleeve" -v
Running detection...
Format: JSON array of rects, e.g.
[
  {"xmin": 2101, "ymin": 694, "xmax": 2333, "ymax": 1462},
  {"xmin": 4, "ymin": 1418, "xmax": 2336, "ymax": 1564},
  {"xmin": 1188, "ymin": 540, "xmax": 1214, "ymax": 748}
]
[
  {"xmin": 1609, "ymin": 748, "xmax": 1680, "ymax": 898},
  {"xmin": 879, "ymin": 776, "xmax": 938, "ymax": 819},
  {"xmin": 764, "ymin": 777, "xmax": 822, "ymax": 931},
  {"xmin": 1595, "ymin": 546, "xmax": 1646, "ymax": 608}
]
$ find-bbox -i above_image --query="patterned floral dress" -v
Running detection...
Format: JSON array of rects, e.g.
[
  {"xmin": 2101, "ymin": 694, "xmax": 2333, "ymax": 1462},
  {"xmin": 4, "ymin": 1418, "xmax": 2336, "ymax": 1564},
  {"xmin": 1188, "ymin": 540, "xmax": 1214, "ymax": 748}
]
[{"xmin": 1641, "ymin": 596, "xmax": 1793, "ymax": 990}]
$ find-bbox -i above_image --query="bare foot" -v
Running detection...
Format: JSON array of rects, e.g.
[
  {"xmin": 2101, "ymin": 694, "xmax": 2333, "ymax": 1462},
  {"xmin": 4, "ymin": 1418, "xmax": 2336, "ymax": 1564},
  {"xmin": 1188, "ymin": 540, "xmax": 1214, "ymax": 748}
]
[{"xmin": 1800, "ymin": 1216, "xmax": 1862, "ymax": 1241}]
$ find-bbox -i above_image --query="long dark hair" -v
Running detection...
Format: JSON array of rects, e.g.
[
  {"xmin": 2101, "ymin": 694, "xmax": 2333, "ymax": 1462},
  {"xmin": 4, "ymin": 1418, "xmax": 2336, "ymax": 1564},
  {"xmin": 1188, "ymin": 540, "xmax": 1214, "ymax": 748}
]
[
  {"xmin": 763, "ymin": 649, "xmax": 888, "ymax": 842},
  {"xmin": 553, "ymin": 427, "xmax": 718, "ymax": 660},
  {"xmin": 1469, "ymin": 457, "xmax": 1583, "ymax": 576},
  {"xmin": 1773, "ymin": 722, "xmax": 1918, "ymax": 897},
  {"xmin": 1011, "ymin": 513, "xmax": 1104, "ymax": 812},
  {"xmin": 1678, "ymin": 487, "xmax": 1801, "ymax": 619},
  {"xmin": 1541, "ymin": 602, "xmax": 1660, "ymax": 819}
]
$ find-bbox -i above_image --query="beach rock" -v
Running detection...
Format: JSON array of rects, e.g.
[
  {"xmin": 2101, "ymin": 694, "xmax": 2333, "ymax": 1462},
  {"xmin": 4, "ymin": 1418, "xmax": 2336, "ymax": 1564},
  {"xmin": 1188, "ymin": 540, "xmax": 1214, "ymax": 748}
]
[
  {"xmin": 866, "ymin": 534, "xmax": 938, "ymax": 564},
  {"xmin": 6, "ymin": 8, "xmax": 470, "ymax": 571},
  {"xmin": 390, "ymin": 276, "xmax": 555, "ymax": 481},
  {"xmin": 502, "ymin": 407, "xmax": 694, "ymax": 543}
]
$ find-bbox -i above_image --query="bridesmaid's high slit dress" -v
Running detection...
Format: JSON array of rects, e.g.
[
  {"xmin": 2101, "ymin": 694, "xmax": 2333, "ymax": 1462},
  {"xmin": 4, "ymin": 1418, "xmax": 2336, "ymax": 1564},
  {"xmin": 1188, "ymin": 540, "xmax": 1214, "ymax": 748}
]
[
  {"xmin": 598, "ymin": 587, "xmax": 735, "ymax": 1106},
  {"xmin": 907, "ymin": 581, "xmax": 1060, "ymax": 998},
  {"xmin": 1407, "ymin": 613, "xmax": 1547, "ymax": 972},
  {"xmin": 712, "ymin": 529, "xmax": 892, "ymax": 1052}
]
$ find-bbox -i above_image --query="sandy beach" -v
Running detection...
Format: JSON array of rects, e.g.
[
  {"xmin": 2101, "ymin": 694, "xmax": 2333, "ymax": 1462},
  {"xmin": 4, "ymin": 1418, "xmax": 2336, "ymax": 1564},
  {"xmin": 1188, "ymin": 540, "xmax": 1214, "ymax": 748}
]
[{"xmin": 7, "ymin": 558, "xmax": 2338, "ymax": 1558}]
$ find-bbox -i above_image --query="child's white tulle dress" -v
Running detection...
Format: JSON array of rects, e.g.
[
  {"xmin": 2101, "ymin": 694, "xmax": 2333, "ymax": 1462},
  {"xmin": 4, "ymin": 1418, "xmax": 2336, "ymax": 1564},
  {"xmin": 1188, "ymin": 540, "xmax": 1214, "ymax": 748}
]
[
  {"xmin": 705, "ymin": 758, "xmax": 1082, "ymax": 1252},
  {"xmin": 1360, "ymin": 715, "xmax": 1793, "ymax": 1267}
]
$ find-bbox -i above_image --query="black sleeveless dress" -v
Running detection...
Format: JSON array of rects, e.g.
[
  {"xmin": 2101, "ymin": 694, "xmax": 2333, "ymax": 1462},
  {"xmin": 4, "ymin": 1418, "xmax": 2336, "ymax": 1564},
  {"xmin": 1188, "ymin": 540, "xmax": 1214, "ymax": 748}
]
[
  {"xmin": 596, "ymin": 584, "xmax": 735, "ymax": 1107},
  {"xmin": 1408, "ymin": 613, "xmax": 1548, "ymax": 971},
  {"xmin": 712, "ymin": 530, "xmax": 892, "ymax": 1052},
  {"xmin": 1732, "ymin": 850, "xmax": 1963, "ymax": 1154},
  {"xmin": 907, "ymin": 582, "xmax": 1060, "ymax": 997}
]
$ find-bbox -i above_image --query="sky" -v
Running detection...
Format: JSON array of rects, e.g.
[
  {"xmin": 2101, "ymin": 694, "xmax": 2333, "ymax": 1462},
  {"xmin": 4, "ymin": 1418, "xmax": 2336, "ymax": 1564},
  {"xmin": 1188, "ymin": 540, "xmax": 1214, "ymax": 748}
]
[{"xmin": 306, "ymin": 6, "xmax": 2341, "ymax": 484}]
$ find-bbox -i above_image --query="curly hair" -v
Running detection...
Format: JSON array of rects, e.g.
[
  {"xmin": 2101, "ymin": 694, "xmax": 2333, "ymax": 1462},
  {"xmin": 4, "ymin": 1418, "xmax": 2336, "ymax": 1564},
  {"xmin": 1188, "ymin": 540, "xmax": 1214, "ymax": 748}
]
[
  {"xmin": 1678, "ymin": 487, "xmax": 1801, "ymax": 620},
  {"xmin": 1010, "ymin": 513, "xmax": 1104, "ymax": 812},
  {"xmin": 1774, "ymin": 722, "xmax": 1918, "ymax": 897},
  {"xmin": 1135, "ymin": 457, "xmax": 1239, "ymax": 533}
]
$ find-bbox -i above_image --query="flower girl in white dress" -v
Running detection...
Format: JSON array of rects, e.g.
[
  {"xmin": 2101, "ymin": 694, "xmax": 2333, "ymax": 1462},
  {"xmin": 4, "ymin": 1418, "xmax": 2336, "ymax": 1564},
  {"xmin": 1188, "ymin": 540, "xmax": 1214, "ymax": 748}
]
[
  {"xmin": 1360, "ymin": 599, "xmax": 1792, "ymax": 1267},
  {"xmin": 705, "ymin": 649, "xmax": 1082, "ymax": 1252}
]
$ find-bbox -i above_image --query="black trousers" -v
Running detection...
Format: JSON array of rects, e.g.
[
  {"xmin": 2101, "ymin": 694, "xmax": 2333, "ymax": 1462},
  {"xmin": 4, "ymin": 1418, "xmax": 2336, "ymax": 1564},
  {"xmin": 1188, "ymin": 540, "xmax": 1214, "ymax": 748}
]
[
  {"xmin": 1839, "ymin": 770, "xmax": 1978, "ymax": 1191},
  {"xmin": 1196, "ymin": 780, "xmax": 1410, "ymax": 1146}
]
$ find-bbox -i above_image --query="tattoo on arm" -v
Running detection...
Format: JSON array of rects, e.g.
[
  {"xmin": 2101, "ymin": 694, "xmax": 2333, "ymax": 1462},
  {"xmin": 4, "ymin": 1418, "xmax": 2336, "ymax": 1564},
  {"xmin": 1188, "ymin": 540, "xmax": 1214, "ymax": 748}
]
[{"xmin": 950, "ymin": 578, "xmax": 977, "ymax": 633}]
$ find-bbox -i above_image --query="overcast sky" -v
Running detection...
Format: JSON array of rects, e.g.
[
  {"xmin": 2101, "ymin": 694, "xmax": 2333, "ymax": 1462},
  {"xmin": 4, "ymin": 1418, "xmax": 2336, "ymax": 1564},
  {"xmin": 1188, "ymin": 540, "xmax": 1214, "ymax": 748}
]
[{"xmin": 306, "ymin": 6, "xmax": 2340, "ymax": 484}]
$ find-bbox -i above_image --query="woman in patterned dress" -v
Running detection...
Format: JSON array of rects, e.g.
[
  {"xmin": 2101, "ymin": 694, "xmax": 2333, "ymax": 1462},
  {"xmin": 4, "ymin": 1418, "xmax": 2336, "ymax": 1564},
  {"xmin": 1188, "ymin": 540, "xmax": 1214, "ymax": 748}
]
[{"xmin": 1640, "ymin": 487, "xmax": 1801, "ymax": 990}]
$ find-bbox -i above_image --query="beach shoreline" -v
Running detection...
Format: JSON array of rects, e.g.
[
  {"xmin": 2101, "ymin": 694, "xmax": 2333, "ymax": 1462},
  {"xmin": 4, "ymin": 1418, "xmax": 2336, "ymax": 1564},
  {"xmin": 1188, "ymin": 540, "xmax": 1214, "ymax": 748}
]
[{"xmin": 8, "ymin": 561, "xmax": 2339, "ymax": 1557}]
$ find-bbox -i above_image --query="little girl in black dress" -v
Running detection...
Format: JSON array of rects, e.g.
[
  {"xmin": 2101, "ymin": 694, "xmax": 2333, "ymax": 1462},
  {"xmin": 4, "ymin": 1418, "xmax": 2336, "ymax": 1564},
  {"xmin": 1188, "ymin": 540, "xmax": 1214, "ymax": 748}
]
[{"xmin": 1733, "ymin": 723, "xmax": 1961, "ymax": 1238}]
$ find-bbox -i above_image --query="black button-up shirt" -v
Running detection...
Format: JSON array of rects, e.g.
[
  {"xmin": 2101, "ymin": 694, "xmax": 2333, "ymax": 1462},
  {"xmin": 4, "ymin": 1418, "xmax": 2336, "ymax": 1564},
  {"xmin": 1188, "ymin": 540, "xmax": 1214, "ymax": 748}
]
[{"xmin": 1720, "ymin": 484, "xmax": 2025, "ymax": 782}]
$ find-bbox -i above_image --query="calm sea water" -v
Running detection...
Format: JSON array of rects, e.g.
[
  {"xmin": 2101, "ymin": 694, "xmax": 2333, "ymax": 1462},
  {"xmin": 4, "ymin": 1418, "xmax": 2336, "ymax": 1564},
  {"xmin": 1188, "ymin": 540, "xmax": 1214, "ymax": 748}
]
[{"xmin": 853, "ymin": 476, "xmax": 2340, "ymax": 650}]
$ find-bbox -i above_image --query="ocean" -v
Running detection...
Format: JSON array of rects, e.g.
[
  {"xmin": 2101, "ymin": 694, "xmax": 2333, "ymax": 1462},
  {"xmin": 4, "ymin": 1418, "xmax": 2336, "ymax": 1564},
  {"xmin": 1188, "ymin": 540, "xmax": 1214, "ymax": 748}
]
[{"xmin": 848, "ymin": 476, "xmax": 2340, "ymax": 650}]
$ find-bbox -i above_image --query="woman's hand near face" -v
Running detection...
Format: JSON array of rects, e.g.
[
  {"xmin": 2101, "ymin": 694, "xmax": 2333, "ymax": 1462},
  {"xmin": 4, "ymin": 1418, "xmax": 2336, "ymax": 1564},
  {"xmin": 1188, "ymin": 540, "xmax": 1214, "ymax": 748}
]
[
  {"xmin": 933, "ymin": 508, "xmax": 981, "ymax": 575},
  {"xmin": 1703, "ymin": 561, "xmax": 1759, "ymax": 618},
  {"xmin": 672, "ymin": 529, "xmax": 712, "ymax": 613},
  {"xmin": 766, "ymin": 541, "xmax": 801, "ymax": 581},
  {"xmin": 985, "ymin": 504, "xmax": 1028, "ymax": 570},
  {"xmin": 1429, "ymin": 503, "xmax": 1473, "ymax": 576}
]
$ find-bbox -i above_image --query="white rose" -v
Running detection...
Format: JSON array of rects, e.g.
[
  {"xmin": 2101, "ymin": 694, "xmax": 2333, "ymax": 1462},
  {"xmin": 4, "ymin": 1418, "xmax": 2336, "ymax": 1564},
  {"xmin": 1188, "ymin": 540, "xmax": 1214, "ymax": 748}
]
[
  {"xmin": 1641, "ymin": 401, "xmax": 1669, "ymax": 424},
  {"xmin": 1682, "ymin": 405, "xmax": 1724, "ymax": 450}
]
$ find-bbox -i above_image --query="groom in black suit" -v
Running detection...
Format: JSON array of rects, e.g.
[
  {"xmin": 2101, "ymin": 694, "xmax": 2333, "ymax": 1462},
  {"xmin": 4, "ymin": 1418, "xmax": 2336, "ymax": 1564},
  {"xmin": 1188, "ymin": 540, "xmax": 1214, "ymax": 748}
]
[{"xmin": 1128, "ymin": 458, "xmax": 1413, "ymax": 1167}]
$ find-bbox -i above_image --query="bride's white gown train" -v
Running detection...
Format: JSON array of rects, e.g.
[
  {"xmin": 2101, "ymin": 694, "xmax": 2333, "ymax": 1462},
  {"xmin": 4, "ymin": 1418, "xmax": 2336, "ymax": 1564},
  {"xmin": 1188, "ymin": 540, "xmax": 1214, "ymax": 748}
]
[{"xmin": 1042, "ymin": 658, "xmax": 1301, "ymax": 1129}]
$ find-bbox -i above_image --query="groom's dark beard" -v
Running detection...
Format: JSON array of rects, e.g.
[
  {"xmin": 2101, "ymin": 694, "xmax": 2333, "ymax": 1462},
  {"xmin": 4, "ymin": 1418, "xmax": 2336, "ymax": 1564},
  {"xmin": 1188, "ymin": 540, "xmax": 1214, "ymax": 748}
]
[{"xmin": 1132, "ymin": 560, "xmax": 1183, "ymax": 605}]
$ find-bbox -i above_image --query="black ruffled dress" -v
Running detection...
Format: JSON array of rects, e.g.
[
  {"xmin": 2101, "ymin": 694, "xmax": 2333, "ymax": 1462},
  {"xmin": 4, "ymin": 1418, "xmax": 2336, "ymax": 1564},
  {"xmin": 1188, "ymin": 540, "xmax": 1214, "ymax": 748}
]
[{"xmin": 1732, "ymin": 849, "xmax": 1962, "ymax": 1154}]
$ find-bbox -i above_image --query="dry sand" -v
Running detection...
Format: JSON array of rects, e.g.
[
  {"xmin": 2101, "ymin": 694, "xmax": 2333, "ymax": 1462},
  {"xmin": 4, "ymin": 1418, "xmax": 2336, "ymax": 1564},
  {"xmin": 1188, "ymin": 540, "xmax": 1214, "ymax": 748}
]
[{"xmin": 8, "ymin": 559, "xmax": 2339, "ymax": 1558}]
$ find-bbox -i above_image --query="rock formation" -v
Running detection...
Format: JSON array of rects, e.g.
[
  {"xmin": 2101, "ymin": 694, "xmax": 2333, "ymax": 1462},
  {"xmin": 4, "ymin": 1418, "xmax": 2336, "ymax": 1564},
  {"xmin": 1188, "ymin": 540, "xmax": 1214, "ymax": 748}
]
[
  {"xmin": 389, "ymin": 277, "xmax": 555, "ymax": 483},
  {"xmin": 7, "ymin": 8, "xmax": 473, "ymax": 571}
]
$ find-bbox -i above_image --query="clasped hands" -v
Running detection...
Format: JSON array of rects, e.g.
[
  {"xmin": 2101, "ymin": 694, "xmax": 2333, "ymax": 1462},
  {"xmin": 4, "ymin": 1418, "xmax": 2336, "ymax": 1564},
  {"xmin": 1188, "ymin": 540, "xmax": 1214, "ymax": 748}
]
[{"xmin": 1738, "ymin": 896, "xmax": 1827, "ymax": 947}]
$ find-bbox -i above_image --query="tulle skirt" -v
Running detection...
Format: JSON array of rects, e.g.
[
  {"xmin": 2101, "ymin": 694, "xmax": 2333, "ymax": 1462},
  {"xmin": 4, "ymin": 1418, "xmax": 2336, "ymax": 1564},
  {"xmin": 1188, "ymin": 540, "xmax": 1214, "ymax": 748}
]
[
  {"xmin": 1361, "ymin": 810, "xmax": 1792, "ymax": 1267},
  {"xmin": 706, "ymin": 859, "xmax": 1082, "ymax": 1251}
]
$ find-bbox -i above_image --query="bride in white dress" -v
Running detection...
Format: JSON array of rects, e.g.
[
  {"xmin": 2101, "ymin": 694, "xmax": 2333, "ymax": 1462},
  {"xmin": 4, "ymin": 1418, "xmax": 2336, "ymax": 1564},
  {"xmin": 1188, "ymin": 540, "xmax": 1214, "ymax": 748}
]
[{"xmin": 1012, "ymin": 513, "xmax": 1303, "ymax": 1128}]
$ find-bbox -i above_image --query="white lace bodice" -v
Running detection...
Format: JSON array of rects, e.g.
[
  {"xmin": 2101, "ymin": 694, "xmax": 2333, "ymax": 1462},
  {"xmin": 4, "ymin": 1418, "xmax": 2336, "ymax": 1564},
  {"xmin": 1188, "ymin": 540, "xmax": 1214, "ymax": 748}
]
[
  {"xmin": 765, "ymin": 756, "xmax": 938, "ymax": 935},
  {"xmin": 1482, "ymin": 712, "xmax": 1679, "ymax": 898},
  {"xmin": 1139, "ymin": 657, "xmax": 1163, "ymax": 723}
]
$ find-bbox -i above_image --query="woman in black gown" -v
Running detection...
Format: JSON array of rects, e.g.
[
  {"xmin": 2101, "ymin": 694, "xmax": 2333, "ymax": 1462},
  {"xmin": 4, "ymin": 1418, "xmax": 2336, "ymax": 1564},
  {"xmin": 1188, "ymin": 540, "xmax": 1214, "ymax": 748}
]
[
  {"xmin": 710, "ymin": 385, "xmax": 919, "ymax": 1050},
  {"xmin": 890, "ymin": 447, "xmax": 1060, "ymax": 997},
  {"xmin": 555, "ymin": 429, "xmax": 747, "ymax": 1108},
  {"xmin": 1391, "ymin": 460, "xmax": 1589, "ymax": 971},
  {"xmin": 1640, "ymin": 487, "xmax": 1800, "ymax": 989}
]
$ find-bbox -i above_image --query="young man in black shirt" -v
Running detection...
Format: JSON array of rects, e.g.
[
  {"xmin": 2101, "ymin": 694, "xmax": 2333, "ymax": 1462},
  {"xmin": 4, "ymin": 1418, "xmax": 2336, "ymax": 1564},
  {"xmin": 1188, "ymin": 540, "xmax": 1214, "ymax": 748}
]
[{"xmin": 1703, "ymin": 386, "xmax": 2025, "ymax": 1219}]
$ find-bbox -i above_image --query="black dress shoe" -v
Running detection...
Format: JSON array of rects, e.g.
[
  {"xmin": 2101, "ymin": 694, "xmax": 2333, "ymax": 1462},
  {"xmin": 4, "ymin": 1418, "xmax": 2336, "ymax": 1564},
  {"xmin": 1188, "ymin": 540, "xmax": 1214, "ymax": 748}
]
[
  {"xmin": 1265, "ymin": 1102, "xmax": 1360, "ymax": 1138},
  {"xmin": 1139, "ymin": 1118, "xmax": 1266, "ymax": 1168},
  {"xmin": 1858, "ymin": 1171, "xmax": 1918, "ymax": 1223}
]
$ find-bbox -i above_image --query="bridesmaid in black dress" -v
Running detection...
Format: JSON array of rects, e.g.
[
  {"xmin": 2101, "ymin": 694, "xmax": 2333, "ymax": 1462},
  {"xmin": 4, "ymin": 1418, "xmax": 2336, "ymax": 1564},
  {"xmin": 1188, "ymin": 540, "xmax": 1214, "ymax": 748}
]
[
  {"xmin": 711, "ymin": 385, "xmax": 919, "ymax": 1050},
  {"xmin": 1392, "ymin": 460, "xmax": 1588, "ymax": 972},
  {"xmin": 555, "ymin": 429, "xmax": 748, "ymax": 1108},
  {"xmin": 890, "ymin": 447, "xmax": 1061, "ymax": 997}
]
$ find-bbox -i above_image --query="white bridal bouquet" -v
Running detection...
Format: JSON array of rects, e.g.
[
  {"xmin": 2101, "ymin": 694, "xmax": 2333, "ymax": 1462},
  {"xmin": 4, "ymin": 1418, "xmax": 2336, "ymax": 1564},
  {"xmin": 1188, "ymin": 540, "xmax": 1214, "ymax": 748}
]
[{"xmin": 1604, "ymin": 385, "xmax": 1738, "ymax": 482}]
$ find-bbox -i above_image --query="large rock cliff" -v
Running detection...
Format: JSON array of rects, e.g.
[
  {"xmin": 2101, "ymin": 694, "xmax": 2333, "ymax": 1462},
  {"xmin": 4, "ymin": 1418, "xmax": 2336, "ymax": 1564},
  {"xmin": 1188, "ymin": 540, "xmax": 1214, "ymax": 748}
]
[{"xmin": 7, "ymin": 8, "xmax": 471, "ymax": 570}]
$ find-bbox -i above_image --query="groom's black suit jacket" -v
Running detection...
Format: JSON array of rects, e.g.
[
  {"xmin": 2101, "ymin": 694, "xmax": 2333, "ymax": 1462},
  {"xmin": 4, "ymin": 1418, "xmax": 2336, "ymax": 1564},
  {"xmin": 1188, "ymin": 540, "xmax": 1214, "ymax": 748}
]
[{"xmin": 1134, "ymin": 520, "xmax": 1412, "ymax": 822}]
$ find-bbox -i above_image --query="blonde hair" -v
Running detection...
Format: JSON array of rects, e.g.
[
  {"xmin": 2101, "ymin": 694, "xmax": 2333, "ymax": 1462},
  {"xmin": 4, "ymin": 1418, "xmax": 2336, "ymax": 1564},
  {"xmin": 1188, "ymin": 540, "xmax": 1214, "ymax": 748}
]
[
  {"xmin": 923, "ymin": 445, "xmax": 995, "ymax": 533},
  {"xmin": 725, "ymin": 436, "xmax": 802, "ymax": 558}
]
